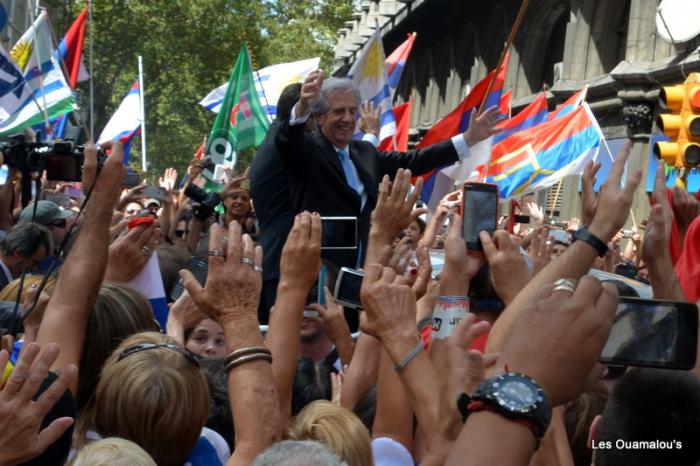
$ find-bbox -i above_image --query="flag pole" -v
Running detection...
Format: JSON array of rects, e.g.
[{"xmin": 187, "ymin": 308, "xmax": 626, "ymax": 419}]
[
  {"xmin": 88, "ymin": 0, "xmax": 94, "ymax": 140},
  {"xmin": 477, "ymin": 0, "xmax": 529, "ymax": 115},
  {"xmin": 138, "ymin": 55, "xmax": 147, "ymax": 172}
]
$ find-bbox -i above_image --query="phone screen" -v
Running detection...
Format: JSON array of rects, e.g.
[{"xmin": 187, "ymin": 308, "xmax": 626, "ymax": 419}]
[
  {"xmin": 462, "ymin": 184, "xmax": 498, "ymax": 250},
  {"xmin": 169, "ymin": 256, "xmax": 208, "ymax": 302},
  {"xmin": 334, "ymin": 267, "xmax": 364, "ymax": 309},
  {"xmin": 599, "ymin": 297, "xmax": 698, "ymax": 370},
  {"xmin": 321, "ymin": 217, "xmax": 357, "ymax": 249}
]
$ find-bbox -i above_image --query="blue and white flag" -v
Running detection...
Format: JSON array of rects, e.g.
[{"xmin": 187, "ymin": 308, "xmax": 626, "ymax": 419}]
[
  {"xmin": 199, "ymin": 57, "xmax": 320, "ymax": 122},
  {"xmin": 0, "ymin": 12, "xmax": 75, "ymax": 136},
  {"xmin": 347, "ymin": 26, "xmax": 396, "ymax": 145},
  {"xmin": 127, "ymin": 251, "xmax": 169, "ymax": 330}
]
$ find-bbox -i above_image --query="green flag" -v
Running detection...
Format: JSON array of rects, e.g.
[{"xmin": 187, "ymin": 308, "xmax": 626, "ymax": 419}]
[{"xmin": 205, "ymin": 45, "xmax": 269, "ymax": 169}]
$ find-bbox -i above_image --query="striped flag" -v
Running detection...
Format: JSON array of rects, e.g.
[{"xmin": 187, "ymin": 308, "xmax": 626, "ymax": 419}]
[
  {"xmin": 0, "ymin": 12, "xmax": 75, "ymax": 136},
  {"xmin": 385, "ymin": 32, "xmax": 416, "ymax": 92}
]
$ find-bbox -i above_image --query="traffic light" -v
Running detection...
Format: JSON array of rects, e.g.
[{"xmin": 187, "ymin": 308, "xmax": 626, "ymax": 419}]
[{"xmin": 654, "ymin": 73, "xmax": 700, "ymax": 170}]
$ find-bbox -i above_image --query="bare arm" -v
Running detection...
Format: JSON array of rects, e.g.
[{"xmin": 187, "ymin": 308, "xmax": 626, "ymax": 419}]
[
  {"xmin": 36, "ymin": 142, "xmax": 125, "ymax": 393},
  {"xmin": 182, "ymin": 222, "xmax": 280, "ymax": 465},
  {"xmin": 372, "ymin": 348, "xmax": 414, "ymax": 450}
]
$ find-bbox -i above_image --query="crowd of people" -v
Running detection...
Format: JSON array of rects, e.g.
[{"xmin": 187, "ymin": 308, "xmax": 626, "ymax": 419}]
[{"xmin": 0, "ymin": 71, "xmax": 698, "ymax": 466}]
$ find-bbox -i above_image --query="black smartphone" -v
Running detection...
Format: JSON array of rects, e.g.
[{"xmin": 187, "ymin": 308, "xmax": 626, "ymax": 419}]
[
  {"xmin": 170, "ymin": 256, "xmax": 208, "ymax": 302},
  {"xmin": 599, "ymin": 297, "xmax": 698, "ymax": 370},
  {"xmin": 321, "ymin": 217, "xmax": 357, "ymax": 250},
  {"xmin": 333, "ymin": 267, "xmax": 364, "ymax": 310},
  {"xmin": 143, "ymin": 186, "xmax": 168, "ymax": 201},
  {"xmin": 123, "ymin": 172, "xmax": 141, "ymax": 188},
  {"xmin": 461, "ymin": 182, "xmax": 499, "ymax": 251}
]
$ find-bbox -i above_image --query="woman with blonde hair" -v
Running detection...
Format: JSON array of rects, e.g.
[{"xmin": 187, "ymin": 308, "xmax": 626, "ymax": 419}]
[
  {"xmin": 68, "ymin": 437, "xmax": 156, "ymax": 466},
  {"xmin": 287, "ymin": 400, "xmax": 374, "ymax": 466},
  {"xmin": 78, "ymin": 331, "xmax": 215, "ymax": 466}
]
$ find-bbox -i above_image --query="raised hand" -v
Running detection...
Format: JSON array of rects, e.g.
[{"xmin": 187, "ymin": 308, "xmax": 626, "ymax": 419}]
[
  {"xmin": 181, "ymin": 221, "xmax": 262, "ymax": 326},
  {"xmin": 296, "ymin": 69, "xmax": 325, "ymax": 118},
  {"xmin": 358, "ymin": 101, "xmax": 380, "ymax": 136},
  {"xmin": 528, "ymin": 226, "xmax": 551, "ymax": 275},
  {"xmin": 480, "ymin": 230, "xmax": 531, "ymax": 305},
  {"xmin": 440, "ymin": 215, "xmax": 484, "ymax": 296},
  {"xmin": 105, "ymin": 224, "xmax": 160, "ymax": 283},
  {"xmin": 580, "ymin": 160, "xmax": 601, "ymax": 227},
  {"xmin": 642, "ymin": 163, "xmax": 674, "ymax": 266},
  {"xmin": 525, "ymin": 201, "xmax": 545, "ymax": 228},
  {"xmin": 360, "ymin": 264, "xmax": 417, "ymax": 342},
  {"xmin": 464, "ymin": 106, "xmax": 502, "ymax": 147},
  {"xmin": 279, "ymin": 212, "xmax": 322, "ymax": 293},
  {"xmin": 0, "ymin": 343, "xmax": 77, "ymax": 465},
  {"xmin": 159, "ymin": 167, "xmax": 178, "ymax": 193}
]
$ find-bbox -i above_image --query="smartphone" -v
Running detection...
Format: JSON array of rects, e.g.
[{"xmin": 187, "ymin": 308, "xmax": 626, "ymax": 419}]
[
  {"xmin": 123, "ymin": 172, "xmax": 141, "ymax": 188},
  {"xmin": 461, "ymin": 182, "xmax": 499, "ymax": 251},
  {"xmin": 599, "ymin": 297, "xmax": 698, "ymax": 370},
  {"xmin": 514, "ymin": 215, "xmax": 530, "ymax": 224},
  {"xmin": 321, "ymin": 217, "xmax": 357, "ymax": 250},
  {"xmin": 143, "ymin": 186, "xmax": 168, "ymax": 201},
  {"xmin": 305, "ymin": 266, "xmax": 327, "ymax": 307},
  {"xmin": 169, "ymin": 256, "xmax": 208, "ymax": 302},
  {"xmin": 334, "ymin": 267, "xmax": 364, "ymax": 310}
]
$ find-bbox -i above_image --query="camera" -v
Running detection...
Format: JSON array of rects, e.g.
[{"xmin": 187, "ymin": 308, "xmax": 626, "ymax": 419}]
[
  {"xmin": 0, "ymin": 134, "xmax": 104, "ymax": 182},
  {"xmin": 184, "ymin": 183, "xmax": 221, "ymax": 221}
]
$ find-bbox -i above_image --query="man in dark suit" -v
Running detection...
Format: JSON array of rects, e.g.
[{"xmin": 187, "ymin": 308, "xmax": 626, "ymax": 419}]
[
  {"xmin": 276, "ymin": 69, "xmax": 500, "ymax": 268},
  {"xmin": 0, "ymin": 222, "xmax": 52, "ymax": 291}
]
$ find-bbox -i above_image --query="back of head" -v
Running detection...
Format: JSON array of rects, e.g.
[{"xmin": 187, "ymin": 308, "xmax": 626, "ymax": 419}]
[
  {"xmin": 68, "ymin": 437, "xmax": 156, "ymax": 466},
  {"xmin": 565, "ymin": 381, "xmax": 609, "ymax": 466},
  {"xmin": 595, "ymin": 368, "xmax": 700, "ymax": 466},
  {"xmin": 77, "ymin": 283, "xmax": 158, "ymax": 415},
  {"xmin": 292, "ymin": 357, "xmax": 332, "ymax": 415},
  {"xmin": 0, "ymin": 274, "xmax": 56, "ymax": 301},
  {"xmin": 0, "ymin": 221, "xmax": 52, "ymax": 257},
  {"xmin": 254, "ymin": 440, "xmax": 348, "ymax": 466},
  {"xmin": 277, "ymin": 82, "xmax": 303, "ymax": 120},
  {"xmin": 311, "ymin": 78, "xmax": 361, "ymax": 115},
  {"xmin": 287, "ymin": 400, "xmax": 373, "ymax": 466},
  {"xmin": 92, "ymin": 332, "xmax": 209, "ymax": 466}
]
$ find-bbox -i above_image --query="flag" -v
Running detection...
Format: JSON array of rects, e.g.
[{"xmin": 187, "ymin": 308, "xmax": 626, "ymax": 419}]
[
  {"xmin": 348, "ymin": 26, "xmax": 396, "ymax": 145},
  {"xmin": 54, "ymin": 5, "xmax": 89, "ymax": 89},
  {"xmin": 392, "ymin": 101, "xmax": 412, "ymax": 151},
  {"xmin": 200, "ymin": 57, "xmax": 320, "ymax": 121},
  {"xmin": 414, "ymin": 59, "xmax": 508, "ymax": 208},
  {"xmin": 549, "ymin": 86, "xmax": 587, "ymax": 120},
  {"xmin": 499, "ymin": 89, "xmax": 512, "ymax": 117},
  {"xmin": 0, "ymin": 12, "xmax": 75, "ymax": 136},
  {"xmin": 0, "ymin": 44, "xmax": 33, "ymax": 124},
  {"xmin": 483, "ymin": 53, "xmax": 509, "ymax": 112},
  {"xmin": 98, "ymin": 80, "xmax": 141, "ymax": 144},
  {"xmin": 492, "ymin": 92, "xmax": 548, "ymax": 145},
  {"xmin": 484, "ymin": 103, "xmax": 603, "ymax": 198},
  {"xmin": 127, "ymin": 252, "xmax": 169, "ymax": 331},
  {"xmin": 385, "ymin": 32, "xmax": 416, "ymax": 92},
  {"xmin": 205, "ymin": 44, "xmax": 269, "ymax": 171}
]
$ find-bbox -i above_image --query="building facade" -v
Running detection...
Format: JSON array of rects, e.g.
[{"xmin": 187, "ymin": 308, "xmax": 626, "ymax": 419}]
[{"xmin": 333, "ymin": 0, "xmax": 700, "ymax": 222}]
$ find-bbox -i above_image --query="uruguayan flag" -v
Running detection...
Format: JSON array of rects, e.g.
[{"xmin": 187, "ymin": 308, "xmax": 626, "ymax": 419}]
[
  {"xmin": 347, "ymin": 26, "xmax": 396, "ymax": 145},
  {"xmin": 127, "ymin": 251, "xmax": 169, "ymax": 330},
  {"xmin": 0, "ymin": 12, "xmax": 75, "ymax": 136},
  {"xmin": 97, "ymin": 81, "xmax": 141, "ymax": 144},
  {"xmin": 199, "ymin": 57, "xmax": 320, "ymax": 122}
]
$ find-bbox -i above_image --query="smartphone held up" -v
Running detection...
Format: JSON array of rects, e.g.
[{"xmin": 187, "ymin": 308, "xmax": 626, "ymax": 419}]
[{"xmin": 460, "ymin": 182, "xmax": 499, "ymax": 250}]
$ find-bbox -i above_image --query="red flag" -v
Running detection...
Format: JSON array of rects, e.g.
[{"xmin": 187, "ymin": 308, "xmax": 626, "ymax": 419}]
[
  {"xmin": 393, "ymin": 101, "xmax": 412, "ymax": 151},
  {"xmin": 57, "ymin": 6, "xmax": 88, "ymax": 89},
  {"xmin": 500, "ymin": 89, "xmax": 512, "ymax": 117}
]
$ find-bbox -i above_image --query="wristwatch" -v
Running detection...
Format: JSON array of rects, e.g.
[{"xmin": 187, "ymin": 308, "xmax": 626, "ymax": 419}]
[
  {"xmin": 573, "ymin": 227, "xmax": 608, "ymax": 257},
  {"xmin": 468, "ymin": 372, "xmax": 551, "ymax": 439}
]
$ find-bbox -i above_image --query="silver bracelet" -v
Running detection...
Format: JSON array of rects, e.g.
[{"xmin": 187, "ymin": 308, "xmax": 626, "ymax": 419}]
[{"xmin": 394, "ymin": 340, "xmax": 424, "ymax": 372}]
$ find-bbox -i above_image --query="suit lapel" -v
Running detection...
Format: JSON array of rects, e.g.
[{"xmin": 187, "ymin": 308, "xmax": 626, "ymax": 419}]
[
  {"xmin": 349, "ymin": 142, "xmax": 378, "ymax": 210},
  {"xmin": 314, "ymin": 131, "xmax": 362, "ymax": 204}
]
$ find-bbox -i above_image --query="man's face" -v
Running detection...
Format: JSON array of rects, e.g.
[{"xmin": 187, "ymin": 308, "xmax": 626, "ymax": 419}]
[
  {"xmin": 224, "ymin": 189, "xmax": 251, "ymax": 219},
  {"xmin": 318, "ymin": 91, "xmax": 358, "ymax": 148},
  {"xmin": 299, "ymin": 316, "xmax": 323, "ymax": 342},
  {"xmin": 18, "ymin": 246, "xmax": 47, "ymax": 274}
]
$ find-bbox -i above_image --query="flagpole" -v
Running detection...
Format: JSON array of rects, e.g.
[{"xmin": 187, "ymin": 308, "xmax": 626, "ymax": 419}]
[
  {"xmin": 255, "ymin": 70, "xmax": 273, "ymax": 122},
  {"xmin": 88, "ymin": 0, "xmax": 94, "ymax": 140},
  {"xmin": 138, "ymin": 55, "xmax": 147, "ymax": 172},
  {"xmin": 477, "ymin": 0, "xmax": 530, "ymax": 115}
]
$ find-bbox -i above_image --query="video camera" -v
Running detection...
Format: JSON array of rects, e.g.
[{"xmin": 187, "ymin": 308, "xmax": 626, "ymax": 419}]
[
  {"xmin": 0, "ymin": 134, "xmax": 105, "ymax": 182},
  {"xmin": 184, "ymin": 183, "xmax": 221, "ymax": 221}
]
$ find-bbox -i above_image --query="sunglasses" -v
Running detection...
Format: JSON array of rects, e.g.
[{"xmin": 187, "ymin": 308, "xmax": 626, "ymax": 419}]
[
  {"xmin": 117, "ymin": 343, "xmax": 200, "ymax": 367},
  {"xmin": 48, "ymin": 219, "xmax": 66, "ymax": 228}
]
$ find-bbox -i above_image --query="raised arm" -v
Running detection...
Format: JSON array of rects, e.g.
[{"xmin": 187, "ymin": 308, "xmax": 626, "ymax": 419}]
[
  {"xmin": 36, "ymin": 142, "xmax": 125, "ymax": 392},
  {"xmin": 182, "ymin": 222, "xmax": 280, "ymax": 465}
]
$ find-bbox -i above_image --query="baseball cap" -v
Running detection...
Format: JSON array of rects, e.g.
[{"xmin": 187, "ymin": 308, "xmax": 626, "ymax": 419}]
[
  {"xmin": 19, "ymin": 201, "xmax": 73, "ymax": 226},
  {"xmin": 144, "ymin": 198, "xmax": 162, "ymax": 208}
]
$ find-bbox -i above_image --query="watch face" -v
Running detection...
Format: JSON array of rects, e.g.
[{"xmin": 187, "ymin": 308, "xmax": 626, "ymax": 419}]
[{"xmin": 493, "ymin": 375, "xmax": 542, "ymax": 412}]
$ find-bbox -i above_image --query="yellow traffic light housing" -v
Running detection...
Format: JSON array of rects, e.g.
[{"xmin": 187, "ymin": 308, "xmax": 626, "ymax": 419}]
[{"xmin": 654, "ymin": 73, "xmax": 700, "ymax": 189}]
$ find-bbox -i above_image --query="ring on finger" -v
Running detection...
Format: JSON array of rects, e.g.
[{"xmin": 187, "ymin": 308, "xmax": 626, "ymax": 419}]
[
  {"xmin": 552, "ymin": 278, "xmax": 577, "ymax": 293},
  {"xmin": 253, "ymin": 265, "xmax": 263, "ymax": 273},
  {"xmin": 141, "ymin": 246, "xmax": 151, "ymax": 257},
  {"xmin": 208, "ymin": 250, "xmax": 225, "ymax": 257},
  {"xmin": 241, "ymin": 257, "xmax": 254, "ymax": 266}
]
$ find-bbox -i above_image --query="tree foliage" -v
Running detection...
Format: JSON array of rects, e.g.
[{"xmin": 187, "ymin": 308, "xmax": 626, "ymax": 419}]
[{"xmin": 42, "ymin": 0, "xmax": 352, "ymax": 179}]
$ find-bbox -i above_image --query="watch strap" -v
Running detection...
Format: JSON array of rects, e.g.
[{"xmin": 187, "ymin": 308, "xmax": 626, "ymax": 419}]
[
  {"xmin": 573, "ymin": 227, "xmax": 608, "ymax": 257},
  {"xmin": 467, "ymin": 400, "xmax": 542, "ymax": 447}
]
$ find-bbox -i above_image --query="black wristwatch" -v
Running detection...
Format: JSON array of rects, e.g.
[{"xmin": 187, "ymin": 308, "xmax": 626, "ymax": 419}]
[
  {"xmin": 469, "ymin": 373, "xmax": 551, "ymax": 439},
  {"xmin": 573, "ymin": 227, "xmax": 608, "ymax": 257}
]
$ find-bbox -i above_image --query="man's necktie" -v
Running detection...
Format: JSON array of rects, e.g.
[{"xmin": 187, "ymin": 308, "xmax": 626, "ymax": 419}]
[{"xmin": 337, "ymin": 149, "xmax": 362, "ymax": 196}]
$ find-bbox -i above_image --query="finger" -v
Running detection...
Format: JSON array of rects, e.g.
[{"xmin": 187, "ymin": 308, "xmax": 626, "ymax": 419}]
[
  {"xmin": 482, "ymin": 352, "xmax": 500, "ymax": 368},
  {"xmin": 623, "ymin": 168, "xmax": 642, "ymax": 200},
  {"xmin": 180, "ymin": 269, "xmax": 206, "ymax": 307},
  {"xmin": 448, "ymin": 313, "xmax": 477, "ymax": 347},
  {"xmin": 581, "ymin": 160, "xmax": 595, "ymax": 197},
  {"xmin": 254, "ymin": 245, "xmax": 263, "ymax": 270},
  {"xmin": 299, "ymin": 211, "xmax": 311, "ymax": 241},
  {"xmin": 653, "ymin": 162, "xmax": 670, "ymax": 208},
  {"xmin": 363, "ymin": 263, "xmax": 383, "ymax": 284},
  {"xmin": 378, "ymin": 175, "xmax": 390, "ymax": 203},
  {"xmin": 596, "ymin": 280, "xmax": 619, "ymax": 326},
  {"xmin": 390, "ymin": 169, "xmax": 407, "ymax": 203},
  {"xmin": 447, "ymin": 214, "xmax": 462, "ymax": 240},
  {"xmin": 607, "ymin": 140, "xmax": 631, "ymax": 186},
  {"xmin": 34, "ymin": 417, "xmax": 75, "ymax": 457},
  {"xmin": 207, "ymin": 224, "xmax": 226, "ymax": 274},
  {"xmin": 16, "ymin": 342, "xmax": 60, "ymax": 405},
  {"xmin": 1, "ymin": 342, "xmax": 39, "ymax": 400},
  {"xmin": 479, "ymin": 231, "xmax": 498, "ymax": 261},
  {"xmin": 380, "ymin": 266, "xmax": 396, "ymax": 284},
  {"xmin": 323, "ymin": 286, "xmax": 334, "ymax": 308},
  {"xmin": 82, "ymin": 142, "xmax": 98, "ymax": 189},
  {"xmin": 493, "ymin": 229, "xmax": 515, "ymax": 252},
  {"xmin": 135, "ymin": 224, "xmax": 156, "ymax": 249},
  {"xmin": 226, "ymin": 221, "xmax": 243, "ymax": 265},
  {"xmin": 241, "ymin": 234, "xmax": 255, "ymax": 267},
  {"xmin": 411, "ymin": 208, "xmax": 429, "ymax": 222}
]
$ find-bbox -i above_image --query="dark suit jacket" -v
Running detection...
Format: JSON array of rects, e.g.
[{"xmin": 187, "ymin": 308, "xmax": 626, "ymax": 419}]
[
  {"xmin": 250, "ymin": 121, "xmax": 294, "ymax": 283},
  {"xmin": 276, "ymin": 117, "xmax": 460, "ymax": 268}
]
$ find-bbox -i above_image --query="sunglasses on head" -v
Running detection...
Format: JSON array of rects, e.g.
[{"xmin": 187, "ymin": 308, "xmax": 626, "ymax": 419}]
[
  {"xmin": 117, "ymin": 342, "xmax": 200, "ymax": 367},
  {"xmin": 49, "ymin": 219, "xmax": 66, "ymax": 228}
]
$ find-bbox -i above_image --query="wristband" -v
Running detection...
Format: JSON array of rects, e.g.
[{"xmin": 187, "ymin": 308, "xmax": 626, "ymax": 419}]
[
  {"xmin": 431, "ymin": 296, "xmax": 469, "ymax": 340},
  {"xmin": 394, "ymin": 340, "xmax": 423, "ymax": 372},
  {"xmin": 573, "ymin": 227, "xmax": 608, "ymax": 257}
]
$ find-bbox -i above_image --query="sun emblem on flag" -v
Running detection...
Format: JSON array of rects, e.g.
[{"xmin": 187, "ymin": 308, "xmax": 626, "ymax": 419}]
[
  {"xmin": 10, "ymin": 41, "xmax": 32, "ymax": 71},
  {"xmin": 360, "ymin": 40, "xmax": 384, "ymax": 81}
]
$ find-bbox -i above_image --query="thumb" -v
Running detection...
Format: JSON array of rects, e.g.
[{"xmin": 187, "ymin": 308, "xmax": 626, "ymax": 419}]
[{"xmin": 35, "ymin": 417, "xmax": 74, "ymax": 455}]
